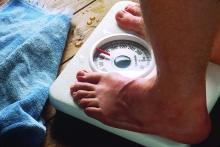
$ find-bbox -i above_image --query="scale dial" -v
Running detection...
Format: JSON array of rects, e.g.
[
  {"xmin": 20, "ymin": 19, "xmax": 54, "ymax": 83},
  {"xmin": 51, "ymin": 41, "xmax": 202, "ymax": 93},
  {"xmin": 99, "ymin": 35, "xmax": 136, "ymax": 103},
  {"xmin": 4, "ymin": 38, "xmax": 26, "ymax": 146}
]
[{"xmin": 89, "ymin": 34, "xmax": 155, "ymax": 78}]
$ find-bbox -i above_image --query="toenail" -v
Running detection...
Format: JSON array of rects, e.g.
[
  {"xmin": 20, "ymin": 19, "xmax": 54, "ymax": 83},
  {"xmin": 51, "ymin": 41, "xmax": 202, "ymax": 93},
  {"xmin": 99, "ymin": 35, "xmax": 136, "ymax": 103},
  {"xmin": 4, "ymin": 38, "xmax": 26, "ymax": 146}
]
[
  {"xmin": 125, "ymin": 6, "xmax": 130, "ymax": 11},
  {"xmin": 72, "ymin": 92, "xmax": 77, "ymax": 97},
  {"xmin": 78, "ymin": 71, "xmax": 85, "ymax": 76},
  {"xmin": 117, "ymin": 10, "xmax": 126, "ymax": 18},
  {"xmin": 70, "ymin": 87, "xmax": 74, "ymax": 92},
  {"xmin": 122, "ymin": 10, "xmax": 127, "ymax": 13},
  {"xmin": 125, "ymin": 5, "xmax": 133, "ymax": 10}
]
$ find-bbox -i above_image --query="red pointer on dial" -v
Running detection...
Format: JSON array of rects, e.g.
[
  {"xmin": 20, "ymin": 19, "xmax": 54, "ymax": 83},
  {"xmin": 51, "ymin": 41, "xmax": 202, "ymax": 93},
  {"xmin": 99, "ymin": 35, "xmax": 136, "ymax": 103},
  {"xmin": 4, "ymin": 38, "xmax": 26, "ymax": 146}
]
[{"xmin": 96, "ymin": 48, "xmax": 110, "ymax": 56}]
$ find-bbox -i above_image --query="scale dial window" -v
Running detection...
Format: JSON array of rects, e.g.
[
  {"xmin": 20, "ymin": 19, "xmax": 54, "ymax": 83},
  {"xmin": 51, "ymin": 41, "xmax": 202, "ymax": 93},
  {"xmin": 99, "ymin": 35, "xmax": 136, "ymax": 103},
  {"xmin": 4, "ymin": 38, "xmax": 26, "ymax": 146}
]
[{"xmin": 93, "ymin": 40, "xmax": 151, "ymax": 73}]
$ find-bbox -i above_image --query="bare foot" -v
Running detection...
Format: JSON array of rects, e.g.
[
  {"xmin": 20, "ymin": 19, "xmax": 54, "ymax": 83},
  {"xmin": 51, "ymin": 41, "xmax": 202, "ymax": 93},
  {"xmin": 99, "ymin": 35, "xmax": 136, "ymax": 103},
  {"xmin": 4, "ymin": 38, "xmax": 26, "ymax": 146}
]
[
  {"xmin": 115, "ymin": 4, "xmax": 220, "ymax": 65},
  {"xmin": 70, "ymin": 70, "xmax": 210, "ymax": 144}
]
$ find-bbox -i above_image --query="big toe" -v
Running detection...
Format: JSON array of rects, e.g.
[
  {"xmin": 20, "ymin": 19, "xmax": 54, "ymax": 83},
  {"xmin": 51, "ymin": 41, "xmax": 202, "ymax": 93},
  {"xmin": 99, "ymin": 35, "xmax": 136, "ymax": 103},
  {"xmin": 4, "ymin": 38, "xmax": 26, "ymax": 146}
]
[
  {"xmin": 115, "ymin": 10, "xmax": 138, "ymax": 27},
  {"xmin": 84, "ymin": 107, "xmax": 109, "ymax": 124},
  {"xmin": 124, "ymin": 4, "xmax": 142, "ymax": 16},
  {"xmin": 115, "ymin": 10, "xmax": 145, "ymax": 36},
  {"xmin": 84, "ymin": 107, "xmax": 137, "ymax": 130},
  {"xmin": 76, "ymin": 70, "xmax": 102, "ymax": 84}
]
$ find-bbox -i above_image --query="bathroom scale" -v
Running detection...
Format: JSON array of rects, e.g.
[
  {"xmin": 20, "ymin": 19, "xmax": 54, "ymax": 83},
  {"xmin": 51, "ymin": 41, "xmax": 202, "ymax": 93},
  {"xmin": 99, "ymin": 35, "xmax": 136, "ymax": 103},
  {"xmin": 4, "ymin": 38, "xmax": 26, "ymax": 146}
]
[{"xmin": 49, "ymin": 1, "xmax": 220, "ymax": 147}]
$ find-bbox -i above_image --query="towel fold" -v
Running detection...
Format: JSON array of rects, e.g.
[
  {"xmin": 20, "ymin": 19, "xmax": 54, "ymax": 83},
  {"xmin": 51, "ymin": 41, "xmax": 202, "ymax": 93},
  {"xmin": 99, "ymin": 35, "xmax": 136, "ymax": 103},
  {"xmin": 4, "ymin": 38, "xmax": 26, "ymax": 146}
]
[{"xmin": 0, "ymin": 0, "xmax": 70, "ymax": 146}]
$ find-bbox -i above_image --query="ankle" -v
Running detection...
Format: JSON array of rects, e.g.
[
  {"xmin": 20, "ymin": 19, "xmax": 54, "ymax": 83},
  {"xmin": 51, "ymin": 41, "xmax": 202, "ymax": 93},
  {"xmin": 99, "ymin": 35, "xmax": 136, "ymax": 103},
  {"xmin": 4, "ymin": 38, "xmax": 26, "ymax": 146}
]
[
  {"xmin": 142, "ymin": 74, "xmax": 211, "ymax": 144},
  {"xmin": 151, "ymin": 99, "xmax": 211, "ymax": 144},
  {"xmin": 185, "ymin": 116, "xmax": 211, "ymax": 144}
]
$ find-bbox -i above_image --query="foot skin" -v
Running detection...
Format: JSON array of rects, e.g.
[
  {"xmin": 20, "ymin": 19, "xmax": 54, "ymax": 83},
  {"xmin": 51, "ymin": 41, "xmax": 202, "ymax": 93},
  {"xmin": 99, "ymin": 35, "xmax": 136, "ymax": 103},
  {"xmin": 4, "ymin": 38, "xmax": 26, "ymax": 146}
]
[
  {"xmin": 115, "ymin": 4, "xmax": 146, "ymax": 37},
  {"xmin": 211, "ymin": 27, "xmax": 220, "ymax": 65},
  {"xmin": 115, "ymin": 4, "xmax": 220, "ymax": 65},
  {"xmin": 70, "ymin": 70, "xmax": 210, "ymax": 144}
]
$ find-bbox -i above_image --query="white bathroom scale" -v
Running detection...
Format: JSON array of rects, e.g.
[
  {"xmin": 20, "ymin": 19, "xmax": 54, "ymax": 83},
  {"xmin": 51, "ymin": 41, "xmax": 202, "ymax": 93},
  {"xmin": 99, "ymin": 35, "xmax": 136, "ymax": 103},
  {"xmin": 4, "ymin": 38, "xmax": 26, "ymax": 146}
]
[{"xmin": 49, "ymin": 1, "xmax": 220, "ymax": 147}]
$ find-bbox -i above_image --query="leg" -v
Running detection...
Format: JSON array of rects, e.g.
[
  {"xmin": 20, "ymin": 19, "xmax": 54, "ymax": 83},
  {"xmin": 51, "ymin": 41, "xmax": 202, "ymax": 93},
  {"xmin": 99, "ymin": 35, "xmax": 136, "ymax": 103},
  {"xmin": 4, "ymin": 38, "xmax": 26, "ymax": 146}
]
[
  {"xmin": 211, "ymin": 26, "xmax": 220, "ymax": 65},
  {"xmin": 71, "ymin": 0, "xmax": 220, "ymax": 143},
  {"xmin": 116, "ymin": 3, "xmax": 220, "ymax": 65}
]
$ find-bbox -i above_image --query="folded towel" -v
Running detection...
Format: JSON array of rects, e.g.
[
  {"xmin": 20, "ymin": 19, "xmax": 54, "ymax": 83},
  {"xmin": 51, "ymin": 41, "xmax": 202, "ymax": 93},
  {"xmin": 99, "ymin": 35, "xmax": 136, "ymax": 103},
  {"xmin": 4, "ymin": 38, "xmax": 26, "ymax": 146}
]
[{"xmin": 0, "ymin": 0, "xmax": 70, "ymax": 146}]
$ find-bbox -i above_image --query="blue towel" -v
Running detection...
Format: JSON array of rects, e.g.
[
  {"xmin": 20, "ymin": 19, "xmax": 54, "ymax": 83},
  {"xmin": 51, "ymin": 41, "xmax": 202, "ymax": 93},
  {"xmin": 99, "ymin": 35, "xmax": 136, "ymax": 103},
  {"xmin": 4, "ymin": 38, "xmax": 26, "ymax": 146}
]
[{"xmin": 0, "ymin": 0, "xmax": 70, "ymax": 146}]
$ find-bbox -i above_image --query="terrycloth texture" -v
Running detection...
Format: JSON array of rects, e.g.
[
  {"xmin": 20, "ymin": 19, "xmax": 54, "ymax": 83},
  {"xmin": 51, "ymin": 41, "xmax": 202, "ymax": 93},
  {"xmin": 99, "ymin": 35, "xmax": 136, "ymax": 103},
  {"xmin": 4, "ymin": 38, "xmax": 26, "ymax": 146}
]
[{"xmin": 0, "ymin": 0, "xmax": 70, "ymax": 146}]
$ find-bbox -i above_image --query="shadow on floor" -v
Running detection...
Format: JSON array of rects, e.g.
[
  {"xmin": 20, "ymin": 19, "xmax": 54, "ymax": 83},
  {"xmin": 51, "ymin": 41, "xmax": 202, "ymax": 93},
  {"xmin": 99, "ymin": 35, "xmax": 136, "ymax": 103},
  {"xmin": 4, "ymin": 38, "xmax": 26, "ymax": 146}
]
[
  {"xmin": 49, "ymin": 112, "xmax": 142, "ymax": 147},
  {"xmin": 49, "ymin": 98, "xmax": 220, "ymax": 147},
  {"xmin": 191, "ymin": 97, "xmax": 220, "ymax": 147}
]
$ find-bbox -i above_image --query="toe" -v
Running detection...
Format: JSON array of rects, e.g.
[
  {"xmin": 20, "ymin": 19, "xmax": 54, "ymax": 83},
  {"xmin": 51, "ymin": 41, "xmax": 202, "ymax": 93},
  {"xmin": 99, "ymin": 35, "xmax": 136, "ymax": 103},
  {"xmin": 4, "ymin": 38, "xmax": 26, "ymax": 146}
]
[
  {"xmin": 76, "ymin": 70, "xmax": 102, "ymax": 84},
  {"xmin": 70, "ymin": 82, "xmax": 95, "ymax": 92},
  {"xmin": 76, "ymin": 70, "xmax": 88, "ymax": 77},
  {"xmin": 115, "ymin": 10, "xmax": 127, "ymax": 23},
  {"xmin": 124, "ymin": 4, "xmax": 142, "ymax": 16},
  {"xmin": 115, "ymin": 10, "xmax": 131, "ymax": 28},
  {"xmin": 115, "ymin": 10, "xmax": 124, "ymax": 19},
  {"xmin": 72, "ymin": 90, "xmax": 96, "ymax": 101},
  {"xmin": 84, "ymin": 107, "xmax": 108, "ymax": 123},
  {"xmin": 78, "ymin": 98, "xmax": 99, "ymax": 108},
  {"xmin": 115, "ymin": 10, "xmax": 145, "ymax": 37},
  {"xmin": 84, "ymin": 107, "xmax": 129, "ymax": 128}
]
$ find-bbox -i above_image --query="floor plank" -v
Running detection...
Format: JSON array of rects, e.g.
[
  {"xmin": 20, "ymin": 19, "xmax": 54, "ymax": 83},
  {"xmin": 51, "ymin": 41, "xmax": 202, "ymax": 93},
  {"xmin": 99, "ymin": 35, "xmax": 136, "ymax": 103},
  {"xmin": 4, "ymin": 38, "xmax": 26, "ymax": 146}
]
[
  {"xmin": 36, "ymin": 0, "xmax": 95, "ymax": 14},
  {"xmin": 0, "ymin": 0, "xmax": 8, "ymax": 6}
]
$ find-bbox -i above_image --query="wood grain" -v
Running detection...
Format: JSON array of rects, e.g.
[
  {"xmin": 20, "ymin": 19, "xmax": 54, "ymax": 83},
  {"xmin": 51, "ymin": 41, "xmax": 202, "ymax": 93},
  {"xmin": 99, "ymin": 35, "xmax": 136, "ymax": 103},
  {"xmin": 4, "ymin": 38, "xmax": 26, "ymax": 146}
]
[{"xmin": 0, "ymin": 0, "xmax": 8, "ymax": 6}]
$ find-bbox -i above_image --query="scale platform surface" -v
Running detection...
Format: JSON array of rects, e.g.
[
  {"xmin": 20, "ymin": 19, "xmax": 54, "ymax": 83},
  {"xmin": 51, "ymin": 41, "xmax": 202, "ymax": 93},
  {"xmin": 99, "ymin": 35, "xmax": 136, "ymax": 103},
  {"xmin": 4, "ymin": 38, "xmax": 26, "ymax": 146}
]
[{"xmin": 49, "ymin": 1, "xmax": 220, "ymax": 147}]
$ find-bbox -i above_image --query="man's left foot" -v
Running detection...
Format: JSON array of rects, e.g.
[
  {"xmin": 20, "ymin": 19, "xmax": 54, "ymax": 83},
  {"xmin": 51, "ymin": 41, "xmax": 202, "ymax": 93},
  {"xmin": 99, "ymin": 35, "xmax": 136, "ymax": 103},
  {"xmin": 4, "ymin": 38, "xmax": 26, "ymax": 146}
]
[{"xmin": 70, "ymin": 70, "xmax": 210, "ymax": 144}]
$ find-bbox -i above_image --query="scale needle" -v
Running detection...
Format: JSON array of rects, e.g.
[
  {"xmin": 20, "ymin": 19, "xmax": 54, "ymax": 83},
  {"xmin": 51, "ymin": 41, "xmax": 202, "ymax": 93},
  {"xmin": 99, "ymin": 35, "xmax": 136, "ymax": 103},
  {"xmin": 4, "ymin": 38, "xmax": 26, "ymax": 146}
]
[{"xmin": 96, "ymin": 48, "xmax": 110, "ymax": 56}]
